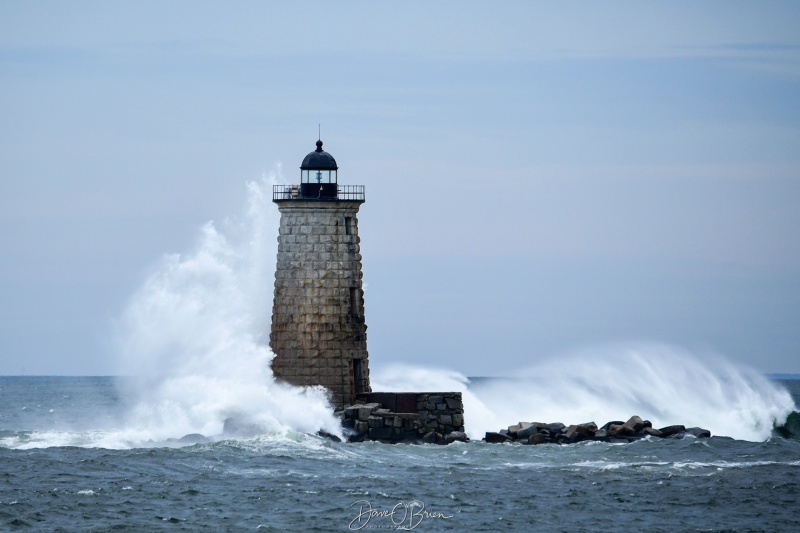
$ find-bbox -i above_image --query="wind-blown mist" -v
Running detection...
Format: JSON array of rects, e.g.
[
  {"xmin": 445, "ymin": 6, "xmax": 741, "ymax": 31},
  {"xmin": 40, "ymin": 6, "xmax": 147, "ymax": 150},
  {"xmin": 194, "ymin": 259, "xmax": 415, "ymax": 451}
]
[
  {"xmin": 113, "ymin": 176, "xmax": 341, "ymax": 444},
  {"xmin": 374, "ymin": 344, "xmax": 796, "ymax": 442}
]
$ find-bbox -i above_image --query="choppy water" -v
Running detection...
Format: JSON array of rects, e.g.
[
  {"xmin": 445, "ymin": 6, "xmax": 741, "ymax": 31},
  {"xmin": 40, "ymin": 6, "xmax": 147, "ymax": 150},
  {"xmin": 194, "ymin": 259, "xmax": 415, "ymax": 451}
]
[{"xmin": 1, "ymin": 376, "xmax": 798, "ymax": 532}]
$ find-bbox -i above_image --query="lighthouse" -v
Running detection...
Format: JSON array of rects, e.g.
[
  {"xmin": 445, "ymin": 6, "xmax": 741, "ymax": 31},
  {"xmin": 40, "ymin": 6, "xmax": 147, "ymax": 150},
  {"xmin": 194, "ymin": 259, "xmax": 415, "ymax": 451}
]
[{"xmin": 269, "ymin": 139, "xmax": 370, "ymax": 408}]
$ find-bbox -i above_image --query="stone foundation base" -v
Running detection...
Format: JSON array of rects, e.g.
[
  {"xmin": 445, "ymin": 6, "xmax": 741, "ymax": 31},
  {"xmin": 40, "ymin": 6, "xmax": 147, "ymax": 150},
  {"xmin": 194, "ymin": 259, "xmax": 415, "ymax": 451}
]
[{"xmin": 339, "ymin": 392, "xmax": 467, "ymax": 444}]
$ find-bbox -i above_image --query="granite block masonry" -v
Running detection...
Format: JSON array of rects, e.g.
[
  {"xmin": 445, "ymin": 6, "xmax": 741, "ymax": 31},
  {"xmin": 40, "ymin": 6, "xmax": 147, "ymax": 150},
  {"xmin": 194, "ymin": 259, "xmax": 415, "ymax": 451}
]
[
  {"xmin": 341, "ymin": 392, "xmax": 468, "ymax": 444},
  {"xmin": 270, "ymin": 140, "xmax": 370, "ymax": 409}
]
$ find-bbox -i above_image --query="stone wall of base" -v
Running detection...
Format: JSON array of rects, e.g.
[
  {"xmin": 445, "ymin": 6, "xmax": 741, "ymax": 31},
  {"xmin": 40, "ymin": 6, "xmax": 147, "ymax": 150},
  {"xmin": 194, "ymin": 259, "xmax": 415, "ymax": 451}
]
[{"xmin": 339, "ymin": 392, "xmax": 467, "ymax": 444}]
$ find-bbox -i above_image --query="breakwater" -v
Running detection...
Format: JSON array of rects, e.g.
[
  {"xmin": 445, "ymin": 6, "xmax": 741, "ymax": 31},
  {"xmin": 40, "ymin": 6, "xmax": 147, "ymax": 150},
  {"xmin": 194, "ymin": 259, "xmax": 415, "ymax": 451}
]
[
  {"xmin": 485, "ymin": 415, "xmax": 710, "ymax": 444},
  {"xmin": 337, "ymin": 392, "xmax": 716, "ymax": 445}
]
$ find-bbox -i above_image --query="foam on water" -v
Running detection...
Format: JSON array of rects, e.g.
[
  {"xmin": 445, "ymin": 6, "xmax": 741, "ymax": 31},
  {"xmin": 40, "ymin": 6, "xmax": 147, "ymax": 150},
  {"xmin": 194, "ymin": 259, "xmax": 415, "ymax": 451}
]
[
  {"xmin": 374, "ymin": 344, "xmax": 796, "ymax": 441},
  {"xmin": 110, "ymin": 172, "xmax": 342, "ymax": 446}
]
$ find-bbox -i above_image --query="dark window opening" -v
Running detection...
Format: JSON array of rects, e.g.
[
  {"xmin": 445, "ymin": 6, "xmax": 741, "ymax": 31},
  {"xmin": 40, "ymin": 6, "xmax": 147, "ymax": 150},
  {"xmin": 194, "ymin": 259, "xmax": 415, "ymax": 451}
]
[
  {"xmin": 350, "ymin": 287, "xmax": 359, "ymax": 316},
  {"xmin": 353, "ymin": 359, "xmax": 364, "ymax": 394}
]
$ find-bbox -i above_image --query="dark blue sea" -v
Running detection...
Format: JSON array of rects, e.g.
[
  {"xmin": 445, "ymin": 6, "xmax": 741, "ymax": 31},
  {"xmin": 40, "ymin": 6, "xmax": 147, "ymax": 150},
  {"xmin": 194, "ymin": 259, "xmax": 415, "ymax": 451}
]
[{"xmin": 1, "ymin": 376, "xmax": 798, "ymax": 532}]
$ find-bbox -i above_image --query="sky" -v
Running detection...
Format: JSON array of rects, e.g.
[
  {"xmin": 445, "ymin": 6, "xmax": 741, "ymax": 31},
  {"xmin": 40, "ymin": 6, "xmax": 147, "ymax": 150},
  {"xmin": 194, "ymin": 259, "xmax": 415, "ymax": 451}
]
[{"xmin": 1, "ymin": 2, "xmax": 799, "ymax": 376}]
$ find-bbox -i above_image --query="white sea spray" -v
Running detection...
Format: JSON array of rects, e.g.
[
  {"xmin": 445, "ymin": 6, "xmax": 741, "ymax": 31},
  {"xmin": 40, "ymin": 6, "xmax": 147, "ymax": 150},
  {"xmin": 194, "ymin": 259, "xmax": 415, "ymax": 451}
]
[
  {"xmin": 84, "ymin": 170, "xmax": 799, "ymax": 447},
  {"xmin": 112, "ymin": 172, "xmax": 342, "ymax": 445},
  {"xmin": 374, "ymin": 343, "xmax": 796, "ymax": 441}
]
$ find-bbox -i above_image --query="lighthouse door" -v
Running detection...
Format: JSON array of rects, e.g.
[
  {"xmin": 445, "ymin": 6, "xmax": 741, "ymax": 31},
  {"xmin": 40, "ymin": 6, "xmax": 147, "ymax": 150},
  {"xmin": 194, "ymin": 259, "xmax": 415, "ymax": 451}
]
[{"xmin": 353, "ymin": 359, "xmax": 364, "ymax": 394}]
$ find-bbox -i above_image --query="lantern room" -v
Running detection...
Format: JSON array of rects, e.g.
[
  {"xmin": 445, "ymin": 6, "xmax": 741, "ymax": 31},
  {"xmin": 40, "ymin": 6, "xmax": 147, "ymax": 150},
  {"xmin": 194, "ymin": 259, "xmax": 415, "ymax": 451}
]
[{"xmin": 300, "ymin": 139, "xmax": 338, "ymax": 199}]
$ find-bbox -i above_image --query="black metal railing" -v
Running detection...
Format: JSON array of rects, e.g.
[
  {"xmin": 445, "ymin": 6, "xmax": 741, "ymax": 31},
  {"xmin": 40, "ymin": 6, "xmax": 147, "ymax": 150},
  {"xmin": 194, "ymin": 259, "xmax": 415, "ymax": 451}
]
[
  {"xmin": 337, "ymin": 185, "xmax": 365, "ymax": 201},
  {"xmin": 272, "ymin": 184, "xmax": 365, "ymax": 201}
]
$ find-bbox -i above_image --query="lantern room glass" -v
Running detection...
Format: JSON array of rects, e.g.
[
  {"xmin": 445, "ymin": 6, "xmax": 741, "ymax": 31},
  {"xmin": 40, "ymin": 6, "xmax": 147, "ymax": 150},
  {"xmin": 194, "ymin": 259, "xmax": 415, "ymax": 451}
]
[{"xmin": 301, "ymin": 169, "xmax": 337, "ymax": 184}]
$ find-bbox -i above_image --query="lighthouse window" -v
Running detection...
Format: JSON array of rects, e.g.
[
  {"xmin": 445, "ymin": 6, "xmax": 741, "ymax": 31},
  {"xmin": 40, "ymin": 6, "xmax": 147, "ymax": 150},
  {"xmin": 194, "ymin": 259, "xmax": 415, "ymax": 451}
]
[
  {"xmin": 301, "ymin": 170, "xmax": 335, "ymax": 183},
  {"xmin": 344, "ymin": 217, "xmax": 353, "ymax": 235},
  {"xmin": 353, "ymin": 359, "xmax": 364, "ymax": 394},
  {"xmin": 350, "ymin": 288, "xmax": 359, "ymax": 316}
]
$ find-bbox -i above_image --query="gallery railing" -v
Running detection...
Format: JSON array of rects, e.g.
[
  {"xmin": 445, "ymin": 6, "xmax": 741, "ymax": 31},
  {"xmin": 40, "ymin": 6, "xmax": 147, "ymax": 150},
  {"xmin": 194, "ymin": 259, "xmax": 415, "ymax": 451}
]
[{"xmin": 272, "ymin": 184, "xmax": 365, "ymax": 202}]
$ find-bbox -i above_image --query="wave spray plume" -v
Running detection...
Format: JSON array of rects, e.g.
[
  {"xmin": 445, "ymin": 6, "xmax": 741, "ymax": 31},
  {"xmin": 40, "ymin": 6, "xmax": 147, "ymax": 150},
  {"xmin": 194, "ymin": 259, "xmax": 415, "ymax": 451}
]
[
  {"xmin": 113, "ymin": 174, "xmax": 341, "ymax": 444},
  {"xmin": 374, "ymin": 344, "xmax": 796, "ymax": 442}
]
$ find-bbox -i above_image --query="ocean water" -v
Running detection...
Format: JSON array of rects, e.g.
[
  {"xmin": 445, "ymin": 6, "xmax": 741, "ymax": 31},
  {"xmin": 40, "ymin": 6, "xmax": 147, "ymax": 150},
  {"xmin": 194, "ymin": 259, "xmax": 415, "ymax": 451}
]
[
  {"xmin": 0, "ymin": 376, "xmax": 798, "ymax": 532},
  {"xmin": 3, "ymin": 178, "xmax": 798, "ymax": 531}
]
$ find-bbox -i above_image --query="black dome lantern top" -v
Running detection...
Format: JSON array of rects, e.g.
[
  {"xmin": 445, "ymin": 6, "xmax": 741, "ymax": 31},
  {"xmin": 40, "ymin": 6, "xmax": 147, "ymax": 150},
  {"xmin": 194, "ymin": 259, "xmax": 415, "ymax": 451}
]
[
  {"xmin": 300, "ymin": 139, "xmax": 338, "ymax": 170},
  {"xmin": 272, "ymin": 137, "xmax": 363, "ymax": 202}
]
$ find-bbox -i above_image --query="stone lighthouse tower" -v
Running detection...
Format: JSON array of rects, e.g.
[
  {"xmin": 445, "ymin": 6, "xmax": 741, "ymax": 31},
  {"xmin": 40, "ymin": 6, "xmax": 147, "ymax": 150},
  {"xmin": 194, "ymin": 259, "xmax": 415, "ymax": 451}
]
[{"xmin": 269, "ymin": 139, "xmax": 370, "ymax": 408}]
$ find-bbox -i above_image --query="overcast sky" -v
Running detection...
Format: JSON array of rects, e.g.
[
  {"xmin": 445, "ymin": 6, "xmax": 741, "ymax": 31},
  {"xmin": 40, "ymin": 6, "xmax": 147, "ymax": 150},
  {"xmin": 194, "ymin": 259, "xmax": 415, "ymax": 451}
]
[{"xmin": 1, "ymin": 2, "xmax": 799, "ymax": 376}]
